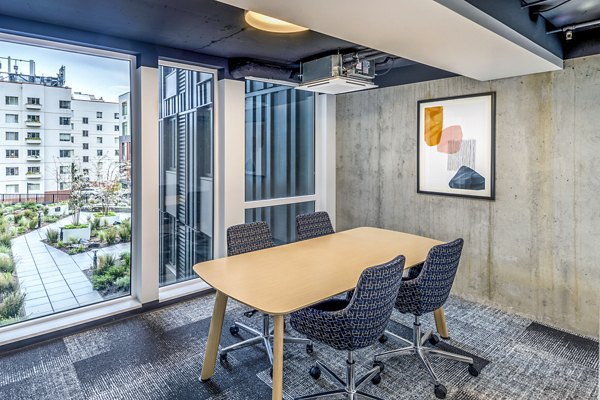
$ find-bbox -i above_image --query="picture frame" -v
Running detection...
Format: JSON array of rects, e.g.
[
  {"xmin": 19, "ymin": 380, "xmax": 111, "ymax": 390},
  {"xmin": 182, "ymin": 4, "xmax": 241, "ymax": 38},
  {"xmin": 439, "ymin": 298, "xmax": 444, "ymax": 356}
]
[{"xmin": 417, "ymin": 92, "xmax": 496, "ymax": 200}]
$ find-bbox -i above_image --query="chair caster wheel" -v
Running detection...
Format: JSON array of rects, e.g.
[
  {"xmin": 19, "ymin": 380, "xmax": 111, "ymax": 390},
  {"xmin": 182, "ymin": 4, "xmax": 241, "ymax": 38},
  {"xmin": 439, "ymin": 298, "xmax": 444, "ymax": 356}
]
[
  {"xmin": 306, "ymin": 343, "xmax": 314, "ymax": 354},
  {"xmin": 429, "ymin": 334, "xmax": 440, "ymax": 346},
  {"xmin": 434, "ymin": 384, "xmax": 447, "ymax": 399},
  {"xmin": 371, "ymin": 373, "xmax": 381, "ymax": 385},
  {"xmin": 373, "ymin": 360, "xmax": 385, "ymax": 373},
  {"xmin": 378, "ymin": 334, "xmax": 388, "ymax": 344},
  {"xmin": 229, "ymin": 326, "xmax": 239, "ymax": 335},
  {"xmin": 468, "ymin": 364, "xmax": 480, "ymax": 377},
  {"xmin": 309, "ymin": 366, "xmax": 321, "ymax": 379}
]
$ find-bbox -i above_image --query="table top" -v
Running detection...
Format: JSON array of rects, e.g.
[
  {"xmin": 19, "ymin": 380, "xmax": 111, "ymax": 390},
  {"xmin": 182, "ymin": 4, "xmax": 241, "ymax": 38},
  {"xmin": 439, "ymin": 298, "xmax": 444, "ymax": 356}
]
[{"xmin": 193, "ymin": 227, "xmax": 442, "ymax": 315}]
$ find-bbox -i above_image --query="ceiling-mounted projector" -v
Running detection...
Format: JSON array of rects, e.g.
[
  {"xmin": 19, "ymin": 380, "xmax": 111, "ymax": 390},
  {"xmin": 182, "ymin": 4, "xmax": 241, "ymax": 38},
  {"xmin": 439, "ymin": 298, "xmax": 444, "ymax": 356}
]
[{"xmin": 296, "ymin": 54, "xmax": 377, "ymax": 95}]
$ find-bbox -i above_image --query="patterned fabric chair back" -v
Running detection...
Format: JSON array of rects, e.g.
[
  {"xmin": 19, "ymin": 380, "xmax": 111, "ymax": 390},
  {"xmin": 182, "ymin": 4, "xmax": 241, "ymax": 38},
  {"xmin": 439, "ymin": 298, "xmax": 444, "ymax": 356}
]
[
  {"xmin": 396, "ymin": 238, "xmax": 464, "ymax": 316},
  {"xmin": 345, "ymin": 255, "xmax": 405, "ymax": 349},
  {"xmin": 296, "ymin": 211, "xmax": 335, "ymax": 241},
  {"xmin": 226, "ymin": 221, "xmax": 274, "ymax": 256}
]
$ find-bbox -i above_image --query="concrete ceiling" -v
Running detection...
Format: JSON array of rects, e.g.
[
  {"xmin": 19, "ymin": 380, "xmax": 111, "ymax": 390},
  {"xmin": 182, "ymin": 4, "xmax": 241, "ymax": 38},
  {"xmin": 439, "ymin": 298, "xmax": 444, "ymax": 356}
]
[{"xmin": 217, "ymin": 0, "xmax": 564, "ymax": 81}]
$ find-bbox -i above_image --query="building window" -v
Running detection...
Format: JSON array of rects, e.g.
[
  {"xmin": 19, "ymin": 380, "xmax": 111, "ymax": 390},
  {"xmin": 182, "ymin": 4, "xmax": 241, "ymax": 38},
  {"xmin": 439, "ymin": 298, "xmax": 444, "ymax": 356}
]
[
  {"xmin": 83, "ymin": 156, "xmax": 89, "ymax": 163},
  {"xmin": 82, "ymin": 168, "xmax": 89, "ymax": 175},
  {"xmin": 114, "ymin": 149, "xmax": 119, "ymax": 156},
  {"xmin": 5, "ymin": 114, "xmax": 18, "ymax": 123},
  {"xmin": 6, "ymin": 167, "xmax": 18, "ymax": 176},
  {"xmin": 5, "ymin": 149, "xmax": 18, "ymax": 159},
  {"xmin": 122, "ymin": 102, "xmax": 128, "ymax": 116},
  {"xmin": 82, "ymin": 130, "xmax": 89, "ymax": 137},
  {"xmin": 59, "ymin": 133, "xmax": 71, "ymax": 142},
  {"xmin": 96, "ymin": 112, "xmax": 103, "ymax": 118},
  {"xmin": 97, "ymin": 137, "xmax": 103, "ymax": 144},
  {"xmin": 28, "ymin": 183, "xmax": 41, "ymax": 191},
  {"xmin": 6, "ymin": 184, "xmax": 19, "ymax": 193},
  {"xmin": 27, "ymin": 97, "xmax": 40, "ymax": 105},
  {"xmin": 59, "ymin": 150, "xmax": 72, "ymax": 158},
  {"xmin": 5, "ymin": 96, "xmax": 18, "ymax": 105},
  {"xmin": 114, "ymin": 113, "xmax": 119, "ymax": 119},
  {"xmin": 27, "ymin": 149, "xmax": 40, "ymax": 157},
  {"xmin": 96, "ymin": 124, "xmax": 103, "ymax": 131},
  {"xmin": 114, "ymin": 137, "xmax": 119, "ymax": 144},
  {"xmin": 27, "ymin": 132, "xmax": 40, "ymax": 139},
  {"xmin": 114, "ymin": 125, "xmax": 119, "ymax": 131},
  {"xmin": 59, "ymin": 117, "xmax": 70, "ymax": 125},
  {"xmin": 59, "ymin": 166, "xmax": 69, "ymax": 174},
  {"xmin": 59, "ymin": 100, "xmax": 71, "ymax": 109},
  {"xmin": 5, "ymin": 132, "xmax": 18, "ymax": 141},
  {"xmin": 27, "ymin": 167, "xmax": 40, "ymax": 174},
  {"xmin": 122, "ymin": 122, "xmax": 128, "ymax": 134},
  {"xmin": 83, "ymin": 143, "xmax": 89, "ymax": 150},
  {"xmin": 59, "ymin": 182, "xmax": 69, "ymax": 190},
  {"xmin": 27, "ymin": 115, "xmax": 41, "ymax": 123},
  {"xmin": 83, "ymin": 117, "xmax": 89, "ymax": 124},
  {"xmin": 97, "ymin": 150, "xmax": 103, "ymax": 156}
]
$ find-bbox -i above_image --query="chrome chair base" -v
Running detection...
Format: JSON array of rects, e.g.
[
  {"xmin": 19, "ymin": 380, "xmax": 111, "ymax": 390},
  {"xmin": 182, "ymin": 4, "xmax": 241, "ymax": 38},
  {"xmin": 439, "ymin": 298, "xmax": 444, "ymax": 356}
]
[
  {"xmin": 374, "ymin": 317, "xmax": 477, "ymax": 396},
  {"xmin": 297, "ymin": 351, "xmax": 384, "ymax": 400},
  {"xmin": 220, "ymin": 314, "xmax": 312, "ymax": 365}
]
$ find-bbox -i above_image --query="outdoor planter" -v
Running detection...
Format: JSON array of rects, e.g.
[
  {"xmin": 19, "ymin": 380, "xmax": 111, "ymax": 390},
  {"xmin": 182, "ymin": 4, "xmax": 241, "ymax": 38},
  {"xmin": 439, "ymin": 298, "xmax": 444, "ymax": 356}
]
[
  {"xmin": 62, "ymin": 224, "xmax": 91, "ymax": 242},
  {"xmin": 47, "ymin": 204, "xmax": 69, "ymax": 217},
  {"xmin": 94, "ymin": 213, "xmax": 119, "ymax": 226}
]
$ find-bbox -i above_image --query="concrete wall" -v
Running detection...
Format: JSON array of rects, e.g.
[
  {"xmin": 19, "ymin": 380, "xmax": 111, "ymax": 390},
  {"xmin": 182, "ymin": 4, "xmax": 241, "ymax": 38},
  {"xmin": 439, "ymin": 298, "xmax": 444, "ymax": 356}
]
[{"xmin": 336, "ymin": 55, "xmax": 600, "ymax": 338}]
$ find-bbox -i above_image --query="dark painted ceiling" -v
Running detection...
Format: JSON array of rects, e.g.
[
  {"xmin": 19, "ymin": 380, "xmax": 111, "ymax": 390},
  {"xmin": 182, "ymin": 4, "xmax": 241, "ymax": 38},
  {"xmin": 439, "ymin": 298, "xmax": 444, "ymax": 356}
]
[
  {"xmin": 0, "ymin": 0, "xmax": 358, "ymax": 64},
  {"xmin": 525, "ymin": 0, "xmax": 600, "ymax": 28}
]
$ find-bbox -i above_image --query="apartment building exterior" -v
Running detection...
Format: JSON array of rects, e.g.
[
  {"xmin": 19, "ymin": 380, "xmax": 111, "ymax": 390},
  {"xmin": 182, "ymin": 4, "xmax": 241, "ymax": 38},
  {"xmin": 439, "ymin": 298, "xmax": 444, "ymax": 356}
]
[{"xmin": 0, "ymin": 75, "xmax": 120, "ymax": 195}]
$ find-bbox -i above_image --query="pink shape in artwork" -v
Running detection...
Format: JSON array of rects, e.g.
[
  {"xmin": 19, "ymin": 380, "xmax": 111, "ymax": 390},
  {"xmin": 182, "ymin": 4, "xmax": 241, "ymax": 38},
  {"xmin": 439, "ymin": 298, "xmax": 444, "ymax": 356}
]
[{"xmin": 437, "ymin": 125, "xmax": 463, "ymax": 154}]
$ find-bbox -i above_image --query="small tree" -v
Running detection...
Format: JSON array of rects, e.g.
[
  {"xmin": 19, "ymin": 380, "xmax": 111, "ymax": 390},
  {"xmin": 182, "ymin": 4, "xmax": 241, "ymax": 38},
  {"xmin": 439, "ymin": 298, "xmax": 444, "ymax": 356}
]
[
  {"xmin": 68, "ymin": 163, "xmax": 86, "ymax": 225},
  {"xmin": 94, "ymin": 158, "xmax": 121, "ymax": 216}
]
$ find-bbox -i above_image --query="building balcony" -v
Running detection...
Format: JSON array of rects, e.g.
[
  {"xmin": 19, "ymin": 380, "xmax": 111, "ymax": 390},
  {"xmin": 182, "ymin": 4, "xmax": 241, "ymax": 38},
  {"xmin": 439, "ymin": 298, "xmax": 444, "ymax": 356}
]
[
  {"xmin": 25, "ymin": 137, "xmax": 42, "ymax": 144},
  {"xmin": 25, "ymin": 120, "xmax": 42, "ymax": 127},
  {"xmin": 26, "ymin": 172, "xmax": 42, "ymax": 179},
  {"xmin": 27, "ymin": 155, "xmax": 42, "ymax": 162},
  {"xmin": 25, "ymin": 103, "xmax": 42, "ymax": 110}
]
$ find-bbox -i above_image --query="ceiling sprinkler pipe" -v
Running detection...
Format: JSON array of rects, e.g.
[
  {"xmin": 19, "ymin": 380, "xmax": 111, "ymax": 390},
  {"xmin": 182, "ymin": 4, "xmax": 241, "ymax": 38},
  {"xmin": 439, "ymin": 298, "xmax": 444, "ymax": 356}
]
[{"xmin": 547, "ymin": 18, "xmax": 600, "ymax": 34}]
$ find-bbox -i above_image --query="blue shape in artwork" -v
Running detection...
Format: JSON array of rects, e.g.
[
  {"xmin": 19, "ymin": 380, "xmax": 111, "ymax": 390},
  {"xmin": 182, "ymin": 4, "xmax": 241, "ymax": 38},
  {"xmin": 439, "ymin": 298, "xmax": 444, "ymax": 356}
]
[{"xmin": 449, "ymin": 166, "xmax": 485, "ymax": 190}]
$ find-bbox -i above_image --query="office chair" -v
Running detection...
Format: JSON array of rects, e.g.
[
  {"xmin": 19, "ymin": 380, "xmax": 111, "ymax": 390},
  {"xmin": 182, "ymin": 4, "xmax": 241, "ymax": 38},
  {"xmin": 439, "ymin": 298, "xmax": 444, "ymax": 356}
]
[
  {"xmin": 374, "ymin": 239, "xmax": 479, "ymax": 399},
  {"xmin": 220, "ymin": 222, "xmax": 313, "ymax": 371},
  {"xmin": 291, "ymin": 255, "xmax": 406, "ymax": 400},
  {"xmin": 296, "ymin": 211, "xmax": 335, "ymax": 241}
]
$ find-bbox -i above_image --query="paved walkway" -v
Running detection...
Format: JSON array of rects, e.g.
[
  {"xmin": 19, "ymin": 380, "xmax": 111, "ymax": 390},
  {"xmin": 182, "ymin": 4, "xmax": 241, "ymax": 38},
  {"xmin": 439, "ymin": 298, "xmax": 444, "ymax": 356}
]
[{"xmin": 11, "ymin": 212, "xmax": 131, "ymax": 320}]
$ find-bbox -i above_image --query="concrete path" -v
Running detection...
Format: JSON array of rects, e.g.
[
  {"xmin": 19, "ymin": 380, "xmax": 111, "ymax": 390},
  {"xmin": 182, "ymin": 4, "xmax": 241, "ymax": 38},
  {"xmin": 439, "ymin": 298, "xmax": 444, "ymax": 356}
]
[{"xmin": 11, "ymin": 212, "xmax": 131, "ymax": 320}]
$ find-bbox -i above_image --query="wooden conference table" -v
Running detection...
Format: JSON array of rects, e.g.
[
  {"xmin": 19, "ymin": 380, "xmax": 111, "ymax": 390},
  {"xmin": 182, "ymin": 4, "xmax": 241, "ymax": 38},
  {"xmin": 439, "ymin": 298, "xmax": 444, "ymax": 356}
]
[{"xmin": 194, "ymin": 227, "xmax": 447, "ymax": 400}]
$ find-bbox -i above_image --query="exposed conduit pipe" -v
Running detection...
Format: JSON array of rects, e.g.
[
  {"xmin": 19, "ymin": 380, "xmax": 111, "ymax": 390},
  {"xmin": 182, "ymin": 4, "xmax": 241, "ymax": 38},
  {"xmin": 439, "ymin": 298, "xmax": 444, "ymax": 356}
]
[{"xmin": 546, "ymin": 18, "xmax": 600, "ymax": 34}]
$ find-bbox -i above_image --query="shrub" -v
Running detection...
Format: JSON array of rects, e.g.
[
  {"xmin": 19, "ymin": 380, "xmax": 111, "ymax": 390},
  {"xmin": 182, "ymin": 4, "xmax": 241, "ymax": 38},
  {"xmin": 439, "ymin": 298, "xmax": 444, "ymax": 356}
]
[
  {"xmin": 97, "ymin": 254, "xmax": 117, "ymax": 274},
  {"xmin": 28, "ymin": 218, "xmax": 38, "ymax": 230},
  {"xmin": 23, "ymin": 202, "xmax": 37, "ymax": 210},
  {"xmin": 0, "ymin": 234, "xmax": 12, "ymax": 247},
  {"xmin": 63, "ymin": 223, "xmax": 88, "ymax": 230},
  {"xmin": 105, "ymin": 229, "xmax": 118, "ymax": 245},
  {"xmin": 23, "ymin": 209, "xmax": 36, "ymax": 219},
  {"xmin": 115, "ymin": 275, "xmax": 130, "ymax": 291},
  {"xmin": 0, "ymin": 245, "xmax": 11, "ymax": 255},
  {"xmin": 46, "ymin": 228, "xmax": 59, "ymax": 244},
  {"xmin": 19, "ymin": 218, "xmax": 30, "ymax": 228},
  {"xmin": 68, "ymin": 236, "xmax": 80, "ymax": 245},
  {"xmin": 0, "ymin": 291, "xmax": 25, "ymax": 319},
  {"xmin": 43, "ymin": 215, "xmax": 59, "ymax": 223},
  {"xmin": 93, "ymin": 211, "xmax": 117, "ymax": 218},
  {"xmin": 91, "ymin": 274, "xmax": 113, "ymax": 290},
  {"xmin": 0, "ymin": 257, "xmax": 15, "ymax": 274},
  {"xmin": 13, "ymin": 214, "xmax": 23, "ymax": 225},
  {"xmin": 90, "ymin": 218, "xmax": 101, "ymax": 231},
  {"xmin": 118, "ymin": 224, "xmax": 131, "ymax": 242},
  {"xmin": 120, "ymin": 252, "xmax": 131, "ymax": 269},
  {"xmin": 56, "ymin": 241, "xmax": 65, "ymax": 249},
  {"xmin": 43, "ymin": 207, "xmax": 49, "ymax": 216},
  {"xmin": 0, "ymin": 272, "xmax": 16, "ymax": 293}
]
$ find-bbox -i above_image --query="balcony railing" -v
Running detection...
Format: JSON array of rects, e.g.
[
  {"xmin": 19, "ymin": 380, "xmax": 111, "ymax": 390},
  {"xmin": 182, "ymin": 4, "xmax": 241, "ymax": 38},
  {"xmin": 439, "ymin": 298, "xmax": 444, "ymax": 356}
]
[
  {"xmin": 25, "ymin": 120, "xmax": 42, "ymax": 127},
  {"xmin": 25, "ymin": 137, "xmax": 42, "ymax": 144},
  {"xmin": 27, "ymin": 155, "xmax": 42, "ymax": 161},
  {"xmin": 25, "ymin": 103, "xmax": 42, "ymax": 110},
  {"xmin": 26, "ymin": 172, "xmax": 42, "ymax": 179}
]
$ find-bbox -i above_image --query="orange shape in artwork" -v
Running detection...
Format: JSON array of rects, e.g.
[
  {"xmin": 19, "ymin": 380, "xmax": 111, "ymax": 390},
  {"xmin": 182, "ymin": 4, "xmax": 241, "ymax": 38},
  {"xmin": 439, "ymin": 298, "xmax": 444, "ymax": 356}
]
[
  {"xmin": 437, "ymin": 125, "xmax": 463, "ymax": 154},
  {"xmin": 424, "ymin": 106, "xmax": 443, "ymax": 146}
]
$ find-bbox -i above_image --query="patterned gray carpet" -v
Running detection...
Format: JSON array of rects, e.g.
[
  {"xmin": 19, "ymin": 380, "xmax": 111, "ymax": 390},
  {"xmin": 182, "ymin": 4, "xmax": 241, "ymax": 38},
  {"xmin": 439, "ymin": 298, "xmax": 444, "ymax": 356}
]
[{"xmin": 0, "ymin": 293, "xmax": 597, "ymax": 399}]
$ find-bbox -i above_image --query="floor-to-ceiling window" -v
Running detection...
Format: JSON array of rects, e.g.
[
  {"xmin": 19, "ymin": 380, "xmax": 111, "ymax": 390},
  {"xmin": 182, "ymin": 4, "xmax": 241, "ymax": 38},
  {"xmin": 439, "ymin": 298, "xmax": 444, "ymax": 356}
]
[
  {"xmin": 158, "ymin": 63, "xmax": 214, "ymax": 286},
  {"xmin": 0, "ymin": 39, "xmax": 132, "ymax": 326},
  {"xmin": 244, "ymin": 80, "xmax": 316, "ymax": 244}
]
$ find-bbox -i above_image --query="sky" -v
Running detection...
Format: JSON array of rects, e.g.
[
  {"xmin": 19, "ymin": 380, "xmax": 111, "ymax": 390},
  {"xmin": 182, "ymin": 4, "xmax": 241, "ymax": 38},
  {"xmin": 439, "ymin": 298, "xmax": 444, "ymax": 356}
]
[{"xmin": 0, "ymin": 41, "xmax": 130, "ymax": 102}]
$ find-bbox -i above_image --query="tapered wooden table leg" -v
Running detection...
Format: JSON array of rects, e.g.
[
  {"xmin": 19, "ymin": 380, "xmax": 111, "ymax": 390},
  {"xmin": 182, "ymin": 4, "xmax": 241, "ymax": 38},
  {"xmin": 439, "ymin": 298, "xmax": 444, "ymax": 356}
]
[
  {"xmin": 200, "ymin": 290, "xmax": 228, "ymax": 381},
  {"xmin": 272, "ymin": 314, "xmax": 285, "ymax": 400},
  {"xmin": 434, "ymin": 307, "xmax": 449, "ymax": 339}
]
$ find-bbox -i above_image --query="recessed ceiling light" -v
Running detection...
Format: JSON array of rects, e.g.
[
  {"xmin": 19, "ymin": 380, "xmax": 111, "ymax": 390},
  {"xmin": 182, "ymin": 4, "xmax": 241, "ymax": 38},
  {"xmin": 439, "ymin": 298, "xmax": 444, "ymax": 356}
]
[{"xmin": 244, "ymin": 11, "xmax": 308, "ymax": 33}]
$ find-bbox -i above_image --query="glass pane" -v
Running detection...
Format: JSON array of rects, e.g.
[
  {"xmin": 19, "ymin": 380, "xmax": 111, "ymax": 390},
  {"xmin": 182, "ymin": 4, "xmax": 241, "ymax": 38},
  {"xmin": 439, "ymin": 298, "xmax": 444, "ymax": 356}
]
[
  {"xmin": 159, "ymin": 65, "xmax": 214, "ymax": 286},
  {"xmin": 0, "ymin": 40, "xmax": 132, "ymax": 327},
  {"xmin": 245, "ymin": 80, "xmax": 315, "ymax": 201},
  {"xmin": 245, "ymin": 201, "xmax": 315, "ymax": 245}
]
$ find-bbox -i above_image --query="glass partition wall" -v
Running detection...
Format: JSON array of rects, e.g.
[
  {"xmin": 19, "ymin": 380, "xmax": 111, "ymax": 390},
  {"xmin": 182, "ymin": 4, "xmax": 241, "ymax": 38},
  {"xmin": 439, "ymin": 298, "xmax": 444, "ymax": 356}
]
[
  {"xmin": 158, "ymin": 63, "xmax": 214, "ymax": 286},
  {"xmin": 244, "ymin": 80, "xmax": 316, "ymax": 244}
]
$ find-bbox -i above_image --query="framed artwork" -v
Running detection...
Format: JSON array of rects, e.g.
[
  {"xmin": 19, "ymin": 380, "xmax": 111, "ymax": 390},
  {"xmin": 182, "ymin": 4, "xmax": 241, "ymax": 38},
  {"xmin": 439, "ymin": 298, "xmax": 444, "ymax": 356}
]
[{"xmin": 417, "ymin": 92, "xmax": 496, "ymax": 200}]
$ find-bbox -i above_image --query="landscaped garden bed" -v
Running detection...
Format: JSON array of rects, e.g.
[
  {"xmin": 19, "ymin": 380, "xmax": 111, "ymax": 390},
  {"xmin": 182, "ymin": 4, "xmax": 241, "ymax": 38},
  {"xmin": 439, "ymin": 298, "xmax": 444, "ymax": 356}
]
[
  {"xmin": 0, "ymin": 225, "xmax": 25, "ymax": 326},
  {"xmin": 0, "ymin": 201, "xmax": 70, "ymax": 238},
  {"xmin": 84, "ymin": 252, "xmax": 131, "ymax": 299},
  {"xmin": 44, "ymin": 217, "xmax": 131, "ymax": 255}
]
